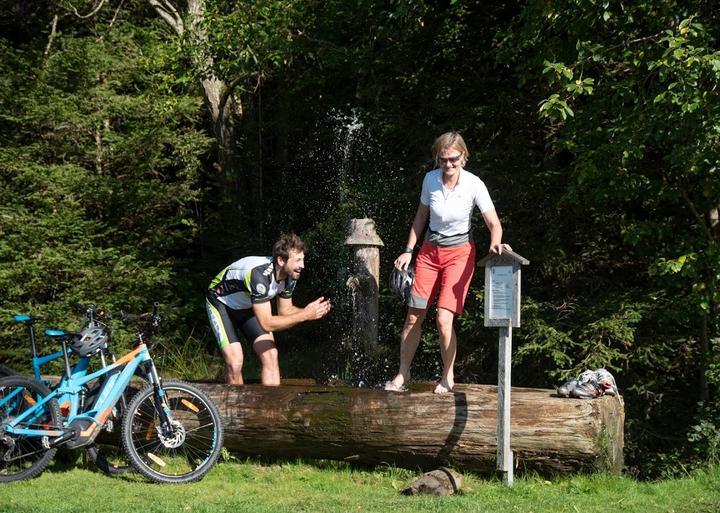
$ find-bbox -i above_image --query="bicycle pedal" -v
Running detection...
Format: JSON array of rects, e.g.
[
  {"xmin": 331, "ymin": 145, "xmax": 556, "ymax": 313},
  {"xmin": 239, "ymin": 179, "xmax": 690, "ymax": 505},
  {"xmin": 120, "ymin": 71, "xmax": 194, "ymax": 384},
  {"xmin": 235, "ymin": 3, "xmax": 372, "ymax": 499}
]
[
  {"xmin": 1, "ymin": 435, "xmax": 15, "ymax": 460},
  {"xmin": 49, "ymin": 428, "xmax": 79, "ymax": 447}
]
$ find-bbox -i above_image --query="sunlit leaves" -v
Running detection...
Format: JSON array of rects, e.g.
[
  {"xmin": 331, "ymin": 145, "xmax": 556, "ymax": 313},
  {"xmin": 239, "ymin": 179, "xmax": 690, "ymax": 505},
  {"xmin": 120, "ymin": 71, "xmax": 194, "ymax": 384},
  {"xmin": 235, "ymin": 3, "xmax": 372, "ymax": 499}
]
[
  {"xmin": 538, "ymin": 93, "xmax": 574, "ymax": 120},
  {"xmin": 498, "ymin": 0, "xmax": 720, "ymax": 473},
  {"xmin": 200, "ymin": 0, "xmax": 303, "ymax": 86}
]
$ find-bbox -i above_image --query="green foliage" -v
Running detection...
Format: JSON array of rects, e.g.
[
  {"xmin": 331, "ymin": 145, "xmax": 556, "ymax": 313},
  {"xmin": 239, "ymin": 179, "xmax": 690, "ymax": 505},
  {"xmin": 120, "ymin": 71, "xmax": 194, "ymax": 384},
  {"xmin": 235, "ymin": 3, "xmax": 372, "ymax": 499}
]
[
  {"xmin": 688, "ymin": 343, "xmax": 720, "ymax": 466},
  {"xmin": 202, "ymin": 0, "xmax": 302, "ymax": 83},
  {"xmin": 153, "ymin": 331, "xmax": 224, "ymax": 382},
  {"xmin": 0, "ymin": 16, "xmax": 213, "ymax": 367},
  {"xmin": 490, "ymin": 0, "xmax": 720, "ymax": 475},
  {"xmin": 0, "ymin": 0, "xmax": 718, "ymax": 479}
]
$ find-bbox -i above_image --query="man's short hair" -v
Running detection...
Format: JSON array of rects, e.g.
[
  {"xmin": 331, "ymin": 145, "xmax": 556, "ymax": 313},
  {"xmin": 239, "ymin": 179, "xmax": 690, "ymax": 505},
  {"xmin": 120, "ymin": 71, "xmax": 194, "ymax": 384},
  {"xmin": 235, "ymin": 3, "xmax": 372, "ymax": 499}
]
[{"xmin": 273, "ymin": 233, "xmax": 305, "ymax": 263}]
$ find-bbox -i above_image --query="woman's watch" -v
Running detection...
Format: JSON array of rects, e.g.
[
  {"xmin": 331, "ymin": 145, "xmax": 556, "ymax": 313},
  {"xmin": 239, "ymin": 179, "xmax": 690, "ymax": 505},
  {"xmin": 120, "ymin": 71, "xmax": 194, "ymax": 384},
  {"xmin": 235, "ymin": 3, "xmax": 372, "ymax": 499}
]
[{"xmin": 404, "ymin": 246, "xmax": 414, "ymax": 254}]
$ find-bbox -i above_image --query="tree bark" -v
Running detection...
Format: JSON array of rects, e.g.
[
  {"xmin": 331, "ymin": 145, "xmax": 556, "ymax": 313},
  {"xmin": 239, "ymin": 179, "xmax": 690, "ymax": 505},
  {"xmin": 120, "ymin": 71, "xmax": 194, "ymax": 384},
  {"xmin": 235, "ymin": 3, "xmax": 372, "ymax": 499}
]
[
  {"xmin": 191, "ymin": 382, "xmax": 624, "ymax": 475},
  {"xmin": 151, "ymin": 0, "xmax": 243, "ymax": 154},
  {"xmin": 149, "ymin": 0, "xmax": 247, "ymax": 226}
]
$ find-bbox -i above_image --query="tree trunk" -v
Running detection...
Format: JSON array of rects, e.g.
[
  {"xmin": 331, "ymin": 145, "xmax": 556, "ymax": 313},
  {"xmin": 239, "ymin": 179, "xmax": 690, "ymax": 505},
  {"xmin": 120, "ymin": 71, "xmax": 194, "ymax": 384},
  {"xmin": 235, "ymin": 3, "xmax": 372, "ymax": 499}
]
[
  {"xmin": 150, "ymin": 0, "xmax": 247, "ymax": 227},
  {"xmin": 191, "ymin": 382, "xmax": 624, "ymax": 475}
]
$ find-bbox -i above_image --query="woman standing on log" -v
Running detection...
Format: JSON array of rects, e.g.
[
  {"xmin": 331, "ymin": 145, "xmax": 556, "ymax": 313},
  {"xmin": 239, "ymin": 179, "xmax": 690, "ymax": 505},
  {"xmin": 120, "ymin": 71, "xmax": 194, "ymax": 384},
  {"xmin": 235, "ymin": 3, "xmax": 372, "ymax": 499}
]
[{"xmin": 385, "ymin": 132, "xmax": 512, "ymax": 394}]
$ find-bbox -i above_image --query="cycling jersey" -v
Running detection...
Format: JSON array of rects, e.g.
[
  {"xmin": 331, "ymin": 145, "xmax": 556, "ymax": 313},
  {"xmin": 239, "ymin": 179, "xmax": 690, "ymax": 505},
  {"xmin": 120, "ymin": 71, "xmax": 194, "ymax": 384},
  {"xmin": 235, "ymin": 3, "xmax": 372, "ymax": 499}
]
[{"xmin": 208, "ymin": 256, "xmax": 297, "ymax": 311}]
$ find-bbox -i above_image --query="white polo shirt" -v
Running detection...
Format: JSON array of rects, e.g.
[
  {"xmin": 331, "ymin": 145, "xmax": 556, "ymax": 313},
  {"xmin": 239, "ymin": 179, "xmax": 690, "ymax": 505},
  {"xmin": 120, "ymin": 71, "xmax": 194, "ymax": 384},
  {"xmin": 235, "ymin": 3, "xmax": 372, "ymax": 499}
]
[{"xmin": 420, "ymin": 168, "xmax": 495, "ymax": 245}]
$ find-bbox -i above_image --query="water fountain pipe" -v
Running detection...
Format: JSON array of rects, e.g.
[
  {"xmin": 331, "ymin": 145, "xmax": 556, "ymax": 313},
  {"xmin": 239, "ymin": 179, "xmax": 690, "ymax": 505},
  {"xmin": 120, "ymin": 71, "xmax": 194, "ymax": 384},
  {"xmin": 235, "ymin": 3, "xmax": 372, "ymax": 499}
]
[{"xmin": 345, "ymin": 219, "xmax": 384, "ymax": 350}]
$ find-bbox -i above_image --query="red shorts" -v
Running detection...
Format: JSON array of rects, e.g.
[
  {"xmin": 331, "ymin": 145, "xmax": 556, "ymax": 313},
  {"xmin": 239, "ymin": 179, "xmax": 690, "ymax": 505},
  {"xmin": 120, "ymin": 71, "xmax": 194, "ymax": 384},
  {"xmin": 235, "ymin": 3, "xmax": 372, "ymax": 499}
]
[{"xmin": 409, "ymin": 241, "xmax": 476, "ymax": 315}]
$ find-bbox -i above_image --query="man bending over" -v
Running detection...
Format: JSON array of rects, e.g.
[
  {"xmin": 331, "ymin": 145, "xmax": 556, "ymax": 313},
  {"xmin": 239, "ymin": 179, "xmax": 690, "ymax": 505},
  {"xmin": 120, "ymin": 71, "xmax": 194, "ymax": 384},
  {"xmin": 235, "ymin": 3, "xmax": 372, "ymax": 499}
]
[{"xmin": 206, "ymin": 233, "xmax": 332, "ymax": 384}]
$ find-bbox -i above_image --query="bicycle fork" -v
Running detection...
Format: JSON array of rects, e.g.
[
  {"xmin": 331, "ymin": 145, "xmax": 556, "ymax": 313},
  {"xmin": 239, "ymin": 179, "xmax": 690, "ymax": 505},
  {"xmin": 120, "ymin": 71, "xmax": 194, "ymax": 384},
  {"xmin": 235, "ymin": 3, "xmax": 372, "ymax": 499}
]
[{"xmin": 143, "ymin": 361, "xmax": 177, "ymax": 441}]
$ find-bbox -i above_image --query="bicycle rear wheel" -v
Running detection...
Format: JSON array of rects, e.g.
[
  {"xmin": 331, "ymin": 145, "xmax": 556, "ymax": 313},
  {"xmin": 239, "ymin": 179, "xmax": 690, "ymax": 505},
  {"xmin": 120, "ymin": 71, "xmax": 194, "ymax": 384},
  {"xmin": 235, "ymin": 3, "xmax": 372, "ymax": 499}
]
[
  {"xmin": 0, "ymin": 365, "xmax": 17, "ymax": 379},
  {"xmin": 0, "ymin": 376, "xmax": 60, "ymax": 482},
  {"xmin": 121, "ymin": 380, "xmax": 223, "ymax": 484}
]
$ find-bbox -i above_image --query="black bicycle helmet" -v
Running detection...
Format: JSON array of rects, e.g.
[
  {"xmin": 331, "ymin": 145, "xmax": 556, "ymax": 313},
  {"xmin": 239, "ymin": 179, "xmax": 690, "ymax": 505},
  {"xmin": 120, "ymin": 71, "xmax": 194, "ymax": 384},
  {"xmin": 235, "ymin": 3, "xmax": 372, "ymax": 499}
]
[
  {"xmin": 389, "ymin": 267, "xmax": 415, "ymax": 304},
  {"xmin": 71, "ymin": 326, "xmax": 109, "ymax": 357}
]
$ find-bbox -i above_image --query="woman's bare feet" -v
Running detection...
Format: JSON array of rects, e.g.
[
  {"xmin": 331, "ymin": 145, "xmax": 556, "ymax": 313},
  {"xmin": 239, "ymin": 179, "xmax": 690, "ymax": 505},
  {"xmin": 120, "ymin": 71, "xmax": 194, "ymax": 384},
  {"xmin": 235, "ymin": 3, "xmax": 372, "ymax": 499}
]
[
  {"xmin": 434, "ymin": 378, "xmax": 454, "ymax": 394},
  {"xmin": 384, "ymin": 373, "xmax": 410, "ymax": 392}
]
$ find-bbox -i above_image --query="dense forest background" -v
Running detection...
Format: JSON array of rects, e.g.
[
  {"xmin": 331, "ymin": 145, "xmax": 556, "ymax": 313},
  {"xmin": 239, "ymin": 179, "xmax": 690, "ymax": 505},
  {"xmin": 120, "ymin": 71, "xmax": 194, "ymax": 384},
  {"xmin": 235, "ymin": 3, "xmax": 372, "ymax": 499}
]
[{"xmin": 0, "ymin": 0, "xmax": 718, "ymax": 477}]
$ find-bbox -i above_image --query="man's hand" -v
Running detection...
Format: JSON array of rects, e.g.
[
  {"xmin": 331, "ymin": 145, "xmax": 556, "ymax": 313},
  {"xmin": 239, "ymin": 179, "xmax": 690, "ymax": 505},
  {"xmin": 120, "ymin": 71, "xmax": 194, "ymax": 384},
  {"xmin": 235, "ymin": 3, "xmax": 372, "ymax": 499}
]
[{"xmin": 304, "ymin": 297, "xmax": 332, "ymax": 321}]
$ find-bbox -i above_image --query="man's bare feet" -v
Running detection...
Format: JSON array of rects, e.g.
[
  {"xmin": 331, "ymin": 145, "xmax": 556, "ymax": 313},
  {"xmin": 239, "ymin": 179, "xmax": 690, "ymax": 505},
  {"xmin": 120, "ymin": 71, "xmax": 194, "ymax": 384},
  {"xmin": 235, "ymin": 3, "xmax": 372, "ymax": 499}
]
[{"xmin": 434, "ymin": 378, "xmax": 454, "ymax": 394}]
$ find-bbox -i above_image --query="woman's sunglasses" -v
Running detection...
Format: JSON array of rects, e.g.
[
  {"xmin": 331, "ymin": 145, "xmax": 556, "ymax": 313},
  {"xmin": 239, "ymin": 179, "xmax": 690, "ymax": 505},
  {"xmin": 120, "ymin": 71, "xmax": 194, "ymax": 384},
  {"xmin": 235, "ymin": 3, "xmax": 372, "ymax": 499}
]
[{"xmin": 437, "ymin": 153, "xmax": 463, "ymax": 165}]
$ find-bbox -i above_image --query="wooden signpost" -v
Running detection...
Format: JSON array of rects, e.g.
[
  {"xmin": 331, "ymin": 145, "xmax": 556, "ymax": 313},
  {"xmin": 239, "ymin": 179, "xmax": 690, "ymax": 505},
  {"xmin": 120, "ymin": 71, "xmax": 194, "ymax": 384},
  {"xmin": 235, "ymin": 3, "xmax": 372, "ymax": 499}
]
[{"xmin": 478, "ymin": 249, "xmax": 529, "ymax": 487}]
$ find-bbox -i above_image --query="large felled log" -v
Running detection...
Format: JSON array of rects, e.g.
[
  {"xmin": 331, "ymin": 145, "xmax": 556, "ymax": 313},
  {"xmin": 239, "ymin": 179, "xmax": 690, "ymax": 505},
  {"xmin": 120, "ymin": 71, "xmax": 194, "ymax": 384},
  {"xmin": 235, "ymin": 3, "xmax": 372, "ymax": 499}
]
[{"xmin": 192, "ymin": 382, "xmax": 624, "ymax": 475}]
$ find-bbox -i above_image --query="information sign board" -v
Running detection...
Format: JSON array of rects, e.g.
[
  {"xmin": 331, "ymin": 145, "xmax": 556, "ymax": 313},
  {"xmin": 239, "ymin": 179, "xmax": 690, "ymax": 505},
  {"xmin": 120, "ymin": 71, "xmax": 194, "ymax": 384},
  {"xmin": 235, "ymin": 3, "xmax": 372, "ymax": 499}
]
[{"xmin": 489, "ymin": 265, "xmax": 514, "ymax": 319}]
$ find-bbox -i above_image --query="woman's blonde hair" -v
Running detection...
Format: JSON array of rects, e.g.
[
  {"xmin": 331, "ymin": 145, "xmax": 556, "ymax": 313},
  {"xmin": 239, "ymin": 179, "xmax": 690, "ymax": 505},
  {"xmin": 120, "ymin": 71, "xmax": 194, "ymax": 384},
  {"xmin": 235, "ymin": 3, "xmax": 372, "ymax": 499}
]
[{"xmin": 432, "ymin": 132, "xmax": 469, "ymax": 167}]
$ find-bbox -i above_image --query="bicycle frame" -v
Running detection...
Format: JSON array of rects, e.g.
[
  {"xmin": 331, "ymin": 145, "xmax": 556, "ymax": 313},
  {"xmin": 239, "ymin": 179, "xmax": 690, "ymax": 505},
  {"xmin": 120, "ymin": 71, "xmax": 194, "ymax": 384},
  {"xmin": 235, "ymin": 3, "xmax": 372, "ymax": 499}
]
[
  {"xmin": 2, "ymin": 342, "xmax": 165, "ymax": 447},
  {"xmin": 3, "ymin": 312, "xmax": 137, "ymax": 476},
  {"xmin": 11, "ymin": 315, "xmax": 91, "ymax": 386},
  {"xmin": 2, "ymin": 304, "xmax": 223, "ymax": 484}
]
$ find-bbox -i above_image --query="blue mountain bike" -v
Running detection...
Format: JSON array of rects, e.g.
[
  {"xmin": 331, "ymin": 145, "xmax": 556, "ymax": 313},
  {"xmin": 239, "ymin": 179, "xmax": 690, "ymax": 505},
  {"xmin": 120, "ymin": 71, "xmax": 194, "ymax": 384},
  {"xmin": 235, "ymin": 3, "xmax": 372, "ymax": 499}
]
[
  {"xmin": 0, "ymin": 305, "xmax": 132, "ymax": 475},
  {"xmin": 0, "ymin": 304, "xmax": 223, "ymax": 483}
]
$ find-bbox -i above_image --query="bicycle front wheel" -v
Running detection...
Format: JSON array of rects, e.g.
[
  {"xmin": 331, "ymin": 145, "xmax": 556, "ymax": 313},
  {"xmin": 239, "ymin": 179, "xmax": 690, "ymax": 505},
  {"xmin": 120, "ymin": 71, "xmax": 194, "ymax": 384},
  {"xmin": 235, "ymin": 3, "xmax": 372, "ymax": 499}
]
[
  {"xmin": 121, "ymin": 380, "xmax": 223, "ymax": 484},
  {"xmin": 0, "ymin": 376, "xmax": 60, "ymax": 482}
]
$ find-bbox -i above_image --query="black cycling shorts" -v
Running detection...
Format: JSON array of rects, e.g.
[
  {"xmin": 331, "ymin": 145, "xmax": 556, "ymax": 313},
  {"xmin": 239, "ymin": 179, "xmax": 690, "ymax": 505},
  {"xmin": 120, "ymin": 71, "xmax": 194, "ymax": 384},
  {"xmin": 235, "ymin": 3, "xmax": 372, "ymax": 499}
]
[{"xmin": 206, "ymin": 292, "xmax": 269, "ymax": 349}]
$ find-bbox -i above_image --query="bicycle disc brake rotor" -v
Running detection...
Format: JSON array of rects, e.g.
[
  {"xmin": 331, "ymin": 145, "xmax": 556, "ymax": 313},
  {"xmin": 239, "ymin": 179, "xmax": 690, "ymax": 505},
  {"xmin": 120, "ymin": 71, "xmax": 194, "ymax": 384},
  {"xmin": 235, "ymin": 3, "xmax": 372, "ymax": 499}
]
[{"xmin": 157, "ymin": 420, "xmax": 186, "ymax": 449}]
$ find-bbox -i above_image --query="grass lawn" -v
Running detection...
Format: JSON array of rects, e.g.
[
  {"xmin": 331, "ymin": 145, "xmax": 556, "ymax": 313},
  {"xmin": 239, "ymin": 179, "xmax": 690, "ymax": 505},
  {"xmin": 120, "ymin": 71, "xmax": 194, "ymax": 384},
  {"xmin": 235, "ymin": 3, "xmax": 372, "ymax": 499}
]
[{"xmin": 0, "ymin": 457, "xmax": 718, "ymax": 513}]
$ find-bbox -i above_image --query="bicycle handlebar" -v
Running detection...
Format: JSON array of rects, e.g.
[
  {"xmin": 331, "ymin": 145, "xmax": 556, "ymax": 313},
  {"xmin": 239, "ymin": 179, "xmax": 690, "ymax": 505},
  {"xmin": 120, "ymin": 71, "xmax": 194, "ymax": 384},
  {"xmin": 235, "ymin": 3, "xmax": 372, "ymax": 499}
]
[
  {"xmin": 112, "ymin": 303, "xmax": 163, "ymax": 341},
  {"xmin": 111, "ymin": 310, "xmax": 138, "ymax": 322},
  {"xmin": 71, "ymin": 302, "xmax": 164, "ymax": 348},
  {"xmin": 71, "ymin": 303, "xmax": 109, "ymax": 321}
]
